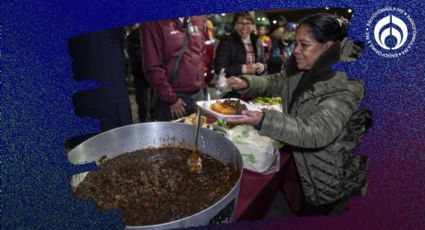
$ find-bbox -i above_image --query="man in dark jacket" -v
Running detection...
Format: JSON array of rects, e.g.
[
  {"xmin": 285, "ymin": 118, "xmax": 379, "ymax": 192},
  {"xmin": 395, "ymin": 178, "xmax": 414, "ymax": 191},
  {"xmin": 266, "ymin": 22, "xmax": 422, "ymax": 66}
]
[
  {"xmin": 67, "ymin": 28, "xmax": 133, "ymax": 149},
  {"xmin": 127, "ymin": 24, "xmax": 153, "ymax": 122},
  {"xmin": 140, "ymin": 16, "xmax": 207, "ymax": 121}
]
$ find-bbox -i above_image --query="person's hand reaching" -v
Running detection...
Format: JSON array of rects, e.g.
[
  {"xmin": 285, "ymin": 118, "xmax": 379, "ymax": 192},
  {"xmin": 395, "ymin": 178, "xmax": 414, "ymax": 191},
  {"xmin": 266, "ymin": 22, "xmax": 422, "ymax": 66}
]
[
  {"xmin": 227, "ymin": 77, "xmax": 248, "ymax": 90},
  {"xmin": 243, "ymin": 64, "xmax": 257, "ymax": 74},
  {"xmin": 255, "ymin": 63, "xmax": 265, "ymax": 74}
]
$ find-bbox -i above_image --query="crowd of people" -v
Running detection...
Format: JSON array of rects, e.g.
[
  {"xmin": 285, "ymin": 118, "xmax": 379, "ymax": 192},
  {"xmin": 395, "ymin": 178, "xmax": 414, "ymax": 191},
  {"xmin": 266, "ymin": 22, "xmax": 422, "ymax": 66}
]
[
  {"xmin": 129, "ymin": 12, "xmax": 300, "ymax": 122},
  {"xmin": 130, "ymin": 11, "xmax": 371, "ymax": 217},
  {"xmin": 68, "ymin": 11, "xmax": 372, "ymax": 217}
]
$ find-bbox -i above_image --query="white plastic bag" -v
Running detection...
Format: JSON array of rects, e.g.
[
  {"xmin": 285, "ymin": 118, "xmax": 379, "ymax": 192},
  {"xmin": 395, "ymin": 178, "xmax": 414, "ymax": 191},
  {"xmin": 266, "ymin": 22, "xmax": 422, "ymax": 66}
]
[
  {"xmin": 227, "ymin": 125, "xmax": 281, "ymax": 175},
  {"xmin": 212, "ymin": 68, "xmax": 232, "ymax": 99}
]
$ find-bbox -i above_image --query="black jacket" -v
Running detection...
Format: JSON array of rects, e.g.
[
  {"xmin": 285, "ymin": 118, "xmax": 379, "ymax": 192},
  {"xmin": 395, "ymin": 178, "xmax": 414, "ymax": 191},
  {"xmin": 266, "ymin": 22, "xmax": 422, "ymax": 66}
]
[
  {"xmin": 214, "ymin": 32, "xmax": 266, "ymax": 77},
  {"xmin": 68, "ymin": 28, "xmax": 133, "ymax": 131}
]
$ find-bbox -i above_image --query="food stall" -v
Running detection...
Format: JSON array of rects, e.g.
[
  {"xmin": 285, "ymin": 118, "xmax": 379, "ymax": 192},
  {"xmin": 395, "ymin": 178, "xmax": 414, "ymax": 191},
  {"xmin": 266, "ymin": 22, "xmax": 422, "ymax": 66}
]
[
  {"xmin": 193, "ymin": 97, "xmax": 296, "ymax": 221},
  {"xmin": 68, "ymin": 97, "xmax": 295, "ymax": 228}
]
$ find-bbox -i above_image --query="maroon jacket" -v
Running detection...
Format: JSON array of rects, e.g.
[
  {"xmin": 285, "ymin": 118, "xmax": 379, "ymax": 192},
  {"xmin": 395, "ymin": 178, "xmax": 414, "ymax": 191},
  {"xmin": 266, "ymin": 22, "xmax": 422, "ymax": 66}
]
[{"xmin": 141, "ymin": 16, "xmax": 206, "ymax": 105}]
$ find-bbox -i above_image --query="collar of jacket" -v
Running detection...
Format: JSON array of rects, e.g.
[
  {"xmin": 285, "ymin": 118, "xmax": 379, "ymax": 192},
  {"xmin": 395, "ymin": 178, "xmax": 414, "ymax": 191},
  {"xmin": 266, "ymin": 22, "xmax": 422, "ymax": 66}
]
[
  {"xmin": 174, "ymin": 17, "xmax": 194, "ymax": 30},
  {"xmin": 231, "ymin": 32, "xmax": 260, "ymax": 44},
  {"xmin": 284, "ymin": 42, "xmax": 351, "ymax": 111},
  {"xmin": 286, "ymin": 41, "xmax": 342, "ymax": 87},
  {"xmin": 285, "ymin": 37, "xmax": 361, "ymax": 88},
  {"xmin": 231, "ymin": 32, "xmax": 261, "ymax": 59}
]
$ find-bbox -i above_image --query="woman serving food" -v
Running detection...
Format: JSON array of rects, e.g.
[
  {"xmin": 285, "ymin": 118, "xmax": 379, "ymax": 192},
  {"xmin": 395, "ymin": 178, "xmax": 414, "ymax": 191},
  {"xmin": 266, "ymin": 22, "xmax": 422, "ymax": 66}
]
[{"xmin": 225, "ymin": 13, "xmax": 372, "ymax": 216}]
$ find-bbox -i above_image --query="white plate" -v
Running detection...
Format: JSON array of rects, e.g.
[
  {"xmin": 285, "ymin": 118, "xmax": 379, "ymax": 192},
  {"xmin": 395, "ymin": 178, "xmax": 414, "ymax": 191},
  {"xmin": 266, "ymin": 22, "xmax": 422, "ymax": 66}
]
[{"xmin": 196, "ymin": 98, "xmax": 260, "ymax": 119}]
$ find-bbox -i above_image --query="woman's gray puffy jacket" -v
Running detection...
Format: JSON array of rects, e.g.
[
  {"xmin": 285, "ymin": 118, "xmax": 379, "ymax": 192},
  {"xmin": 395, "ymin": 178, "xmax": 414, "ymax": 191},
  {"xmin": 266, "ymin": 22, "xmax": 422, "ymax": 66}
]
[{"xmin": 239, "ymin": 39, "xmax": 369, "ymax": 205}]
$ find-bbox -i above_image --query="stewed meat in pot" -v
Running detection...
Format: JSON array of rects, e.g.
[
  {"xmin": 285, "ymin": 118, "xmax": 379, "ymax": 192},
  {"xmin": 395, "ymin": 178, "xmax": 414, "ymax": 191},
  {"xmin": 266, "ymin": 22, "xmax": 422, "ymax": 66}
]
[{"xmin": 73, "ymin": 147, "xmax": 240, "ymax": 226}]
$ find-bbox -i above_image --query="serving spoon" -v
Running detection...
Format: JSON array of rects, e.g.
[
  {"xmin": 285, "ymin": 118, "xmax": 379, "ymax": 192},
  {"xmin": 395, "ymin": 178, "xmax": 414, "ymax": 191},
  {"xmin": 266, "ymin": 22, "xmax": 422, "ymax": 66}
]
[{"xmin": 187, "ymin": 108, "xmax": 203, "ymax": 173}]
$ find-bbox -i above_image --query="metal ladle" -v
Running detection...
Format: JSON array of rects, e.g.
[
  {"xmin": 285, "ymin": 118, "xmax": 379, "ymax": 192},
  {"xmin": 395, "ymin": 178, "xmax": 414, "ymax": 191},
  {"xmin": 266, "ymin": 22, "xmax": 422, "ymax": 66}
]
[{"xmin": 187, "ymin": 108, "xmax": 203, "ymax": 173}]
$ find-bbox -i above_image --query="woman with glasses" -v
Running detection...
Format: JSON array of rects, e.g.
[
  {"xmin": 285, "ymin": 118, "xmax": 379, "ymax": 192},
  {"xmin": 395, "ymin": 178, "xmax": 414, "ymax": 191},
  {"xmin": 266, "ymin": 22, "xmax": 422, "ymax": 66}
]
[{"xmin": 214, "ymin": 12, "xmax": 267, "ymax": 98}]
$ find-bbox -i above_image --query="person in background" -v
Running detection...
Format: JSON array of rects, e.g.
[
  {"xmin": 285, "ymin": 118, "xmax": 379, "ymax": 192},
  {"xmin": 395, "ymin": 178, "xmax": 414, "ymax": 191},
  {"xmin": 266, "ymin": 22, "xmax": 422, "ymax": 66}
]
[
  {"xmin": 214, "ymin": 12, "xmax": 267, "ymax": 98},
  {"xmin": 126, "ymin": 23, "xmax": 153, "ymax": 122},
  {"xmin": 204, "ymin": 16, "xmax": 216, "ymax": 85},
  {"xmin": 225, "ymin": 13, "xmax": 371, "ymax": 216},
  {"xmin": 269, "ymin": 20, "xmax": 286, "ymax": 41},
  {"xmin": 140, "ymin": 16, "xmax": 207, "ymax": 121},
  {"xmin": 257, "ymin": 24, "xmax": 272, "ymax": 62},
  {"xmin": 268, "ymin": 22, "xmax": 297, "ymax": 74},
  {"xmin": 66, "ymin": 28, "xmax": 133, "ymax": 149},
  {"xmin": 280, "ymin": 22, "xmax": 297, "ymax": 69}
]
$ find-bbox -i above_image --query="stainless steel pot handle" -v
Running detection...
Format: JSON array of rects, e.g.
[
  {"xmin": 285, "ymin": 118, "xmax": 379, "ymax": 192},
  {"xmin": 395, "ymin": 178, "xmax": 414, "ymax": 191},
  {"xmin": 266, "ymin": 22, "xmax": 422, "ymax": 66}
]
[
  {"xmin": 208, "ymin": 124, "xmax": 229, "ymax": 136},
  {"xmin": 173, "ymin": 117, "xmax": 186, "ymax": 123}
]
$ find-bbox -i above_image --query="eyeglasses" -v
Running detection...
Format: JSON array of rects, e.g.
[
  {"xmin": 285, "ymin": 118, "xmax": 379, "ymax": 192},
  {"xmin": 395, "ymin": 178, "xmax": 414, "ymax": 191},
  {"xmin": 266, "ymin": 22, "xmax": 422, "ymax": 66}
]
[{"xmin": 236, "ymin": 22, "xmax": 253, "ymax": 26}]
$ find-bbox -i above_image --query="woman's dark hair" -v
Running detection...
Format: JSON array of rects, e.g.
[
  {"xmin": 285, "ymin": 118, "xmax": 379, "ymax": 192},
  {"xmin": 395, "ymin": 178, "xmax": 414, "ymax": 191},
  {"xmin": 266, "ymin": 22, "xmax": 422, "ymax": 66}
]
[
  {"xmin": 297, "ymin": 13, "xmax": 349, "ymax": 43},
  {"xmin": 232, "ymin": 12, "xmax": 255, "ymax": 26}
]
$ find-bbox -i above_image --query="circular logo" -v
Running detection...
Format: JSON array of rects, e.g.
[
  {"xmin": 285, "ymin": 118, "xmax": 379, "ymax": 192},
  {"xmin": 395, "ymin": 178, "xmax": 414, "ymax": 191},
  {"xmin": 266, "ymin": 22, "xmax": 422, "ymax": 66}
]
[{"xmin": 366, "ymin": 7, "xmax": 416, "ymax": 58}]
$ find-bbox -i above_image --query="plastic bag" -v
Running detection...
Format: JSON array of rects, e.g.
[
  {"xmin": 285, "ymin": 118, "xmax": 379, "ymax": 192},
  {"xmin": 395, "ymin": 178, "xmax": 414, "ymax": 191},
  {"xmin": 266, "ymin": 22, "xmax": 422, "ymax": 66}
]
[
  {"xmin": 212, "ymin": 68, "xmax": 232, "ymax": 99},
  {"xmin": 227, "ymin": 125, "xmax": 281, "ymax": 175}
]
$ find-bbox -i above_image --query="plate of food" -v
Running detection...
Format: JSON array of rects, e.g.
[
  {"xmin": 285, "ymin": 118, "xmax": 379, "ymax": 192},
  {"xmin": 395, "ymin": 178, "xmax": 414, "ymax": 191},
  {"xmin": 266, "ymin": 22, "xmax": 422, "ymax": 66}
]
[{"xmin": 196, "ymin": 98, "xmax": 260, "ymax": 119}]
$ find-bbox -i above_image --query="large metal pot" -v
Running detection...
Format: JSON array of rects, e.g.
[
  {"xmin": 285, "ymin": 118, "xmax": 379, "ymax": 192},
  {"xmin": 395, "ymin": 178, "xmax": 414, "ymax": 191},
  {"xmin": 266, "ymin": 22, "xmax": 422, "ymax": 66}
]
[{"xmin": 68, "ymin": 122, "xmax": 243, "ymax": 229}]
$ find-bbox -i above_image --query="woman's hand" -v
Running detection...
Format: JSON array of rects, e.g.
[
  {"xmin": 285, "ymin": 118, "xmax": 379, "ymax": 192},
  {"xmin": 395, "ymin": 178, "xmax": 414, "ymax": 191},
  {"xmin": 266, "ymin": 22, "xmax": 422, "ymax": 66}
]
[
  {"xmin": 255, "ymin": 63, "xmax": 265, "ymax": 74},
  {"xmin": 227, "ymin": 77, "xmax": 248, "ymax": 90},
  {"xmin": 244, "ymin": 63, "xmax": 259, "ymax": 74},
  {"xmin": 226, "ymin": 110, "xmax": 263, "ymax": 126},
  {"xmin": 170, "ymin": 98, "xmax": 186, "ymax": 119}
]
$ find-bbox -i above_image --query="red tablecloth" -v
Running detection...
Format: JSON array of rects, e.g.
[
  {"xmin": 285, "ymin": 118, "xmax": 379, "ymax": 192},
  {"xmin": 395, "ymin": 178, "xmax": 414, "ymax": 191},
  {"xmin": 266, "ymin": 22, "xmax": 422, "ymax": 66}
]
[
  {"xmin": 234, "ymin": 148, "xmax": 303, "ymax": 221},
  {"xmin": 203, "ymin": 116, "xmax": 302, "ymax": 220}
]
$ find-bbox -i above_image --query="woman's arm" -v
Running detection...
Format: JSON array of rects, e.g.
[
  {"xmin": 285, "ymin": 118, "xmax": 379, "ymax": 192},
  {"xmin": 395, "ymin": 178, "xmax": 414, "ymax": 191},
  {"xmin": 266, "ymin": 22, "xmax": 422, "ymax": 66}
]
[
  {"xmin": 237, "ymin": 71, "xmax": 286, "ymax": 97},
  {"xmin": 259, "ymin": 92, "xmax": 358, "ymax": 149}
]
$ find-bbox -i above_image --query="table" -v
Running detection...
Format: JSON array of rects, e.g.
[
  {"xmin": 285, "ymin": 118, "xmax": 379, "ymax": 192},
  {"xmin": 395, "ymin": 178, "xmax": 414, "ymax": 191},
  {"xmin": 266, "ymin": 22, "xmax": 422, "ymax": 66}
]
[
  {"xmin": 234, "ymin": 147, "xmax": 303, "ymax": 221},
  {"xmin": 203, "ymin": 115, "xmax": 302, "ymax": 220}
]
